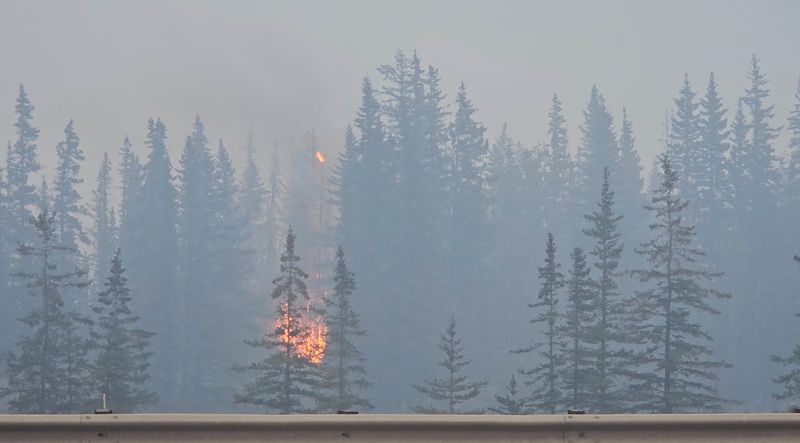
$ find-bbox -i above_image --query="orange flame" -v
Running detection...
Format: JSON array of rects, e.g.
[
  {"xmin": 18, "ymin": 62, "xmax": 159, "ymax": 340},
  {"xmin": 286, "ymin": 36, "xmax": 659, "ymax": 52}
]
[
  {"xmin": 315, "ymin": 150, "xmax": 325, "ymax": 164},
  {"xmin": 274, "ymin": 302, "xmax": 327, "ymax": 365}
]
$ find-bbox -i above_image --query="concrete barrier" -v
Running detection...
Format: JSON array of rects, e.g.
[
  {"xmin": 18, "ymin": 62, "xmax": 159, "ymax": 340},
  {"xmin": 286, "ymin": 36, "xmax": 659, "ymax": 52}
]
[{"xmin": 0, "ymin": 413, "xmax": 798, "ymax": 442}]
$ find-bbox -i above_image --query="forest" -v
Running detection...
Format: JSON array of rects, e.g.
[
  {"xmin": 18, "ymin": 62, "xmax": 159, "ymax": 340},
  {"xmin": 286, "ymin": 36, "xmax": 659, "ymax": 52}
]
[{"xmin": 0, "ymin": 49, "xmax": 800, "ymax": 415}]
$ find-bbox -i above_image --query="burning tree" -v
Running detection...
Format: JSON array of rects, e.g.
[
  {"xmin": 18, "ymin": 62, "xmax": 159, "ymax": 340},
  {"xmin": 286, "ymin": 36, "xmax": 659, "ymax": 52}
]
[{"xmin": 234, "ymin": 227, "xmax": 325, "ymax": 413}]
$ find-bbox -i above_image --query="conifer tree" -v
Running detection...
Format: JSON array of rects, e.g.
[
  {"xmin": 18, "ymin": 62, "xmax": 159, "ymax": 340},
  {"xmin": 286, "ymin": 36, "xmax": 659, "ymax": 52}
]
[
  {"xmin": 92, "ymin": 249, "xmax": 157, "ymax": 412},
  {"xmin": 614, "ymin": 110, "xmax": 646, "ymax": 253},
  {"xmin": 561, "ymin": 247, "xmax": 595, "ymax": 410},
  {"xmin": 320, "ymin": 246, "xmax": 372, "ymax": 412},
  {"xmin": 53, "ymin": 119, "xmax": 89, "ymax": 252},
  {"xmin": 2, "ymin": 210, "xmax": 93, "ymax": 413},
  {"xmin": 92, "ymin": 153, "xmax": 116, "ymax": 284},
  {"xmin": 574, "ymin": 86, "xmax": 618, "ymax": 223},
  {"xmin": 542, "ymin": 94, "xmax": 573, "ymax": 246},
  {"xmin": 630, "ymin": 155, "xmax": 730, "ymax": 413},
  {"xmin": 235, "ymin": 228, "xmax": 322, "ymax": 413},
  {"xmin": 264, "ymin": 146, "xmax": 285, "ymax": 273},
  {"xmin": 4, "ymin": 85, "xmax": 42, "ymax": 338},
  {"xmin": 582, "ymin": 167, "xmax": 626, "ymax": 411},
  {"xmin": 489, "ymin": 374, "xmax": 528, "ymax": 415},
  {"xmin": 516, "ymin": 233, "xmax": 565, "ymax": 414},
  {"xmin": 770, "ymin": 256, "xmax": 800, "ymax": 408},
  {"xmin": 696, "ymin": 72, "xmax": 731, "ymax": 220},
  {"xmin": 239, "ymin": 131, "xmax": 268, "ymax": 292},
  {"xmin": 667, "ymin": 74, "xmax": 701, "ymax": 199},
  {"xmin": 412, "ymin": 316, "xmax": 486, "ymax": 414}
]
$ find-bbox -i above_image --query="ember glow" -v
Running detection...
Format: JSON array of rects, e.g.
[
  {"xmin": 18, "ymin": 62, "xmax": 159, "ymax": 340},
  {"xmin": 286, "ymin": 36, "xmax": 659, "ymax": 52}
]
[
  {"xmin": 315, "ymin": 150, "xmax": 325, "ymax": 164},
  {"xmin": 274, "ymin": 302, "xmax": 328, "ymax": 365}
]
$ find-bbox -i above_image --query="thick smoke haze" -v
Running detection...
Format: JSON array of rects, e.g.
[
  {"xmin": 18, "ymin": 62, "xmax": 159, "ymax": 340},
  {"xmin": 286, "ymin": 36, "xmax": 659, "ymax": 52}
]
[
  {"xmin": 2, "ymin": 0, "xmax": 800, "ymax": 415},
  {"xmin": 1, "ymin": 0, "xmax": 799, "ymax": 192}
]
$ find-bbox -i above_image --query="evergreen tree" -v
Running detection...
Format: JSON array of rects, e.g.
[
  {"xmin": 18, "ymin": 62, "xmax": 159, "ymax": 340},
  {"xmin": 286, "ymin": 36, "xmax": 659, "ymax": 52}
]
[
  {"xmin": 447, "ymin": 82, "xmax": 491, "ymax": 311},
  {"xmin": 412, "ymin": 316, "xmax": 486, "ymax": 414},
  {"xmin": 53, "ymin": 119, "xmax": 89, "ymax": 252},
  {"xmin": 542, "ymin": 94, "xmax": 573, "ymax": 246},
  {"xmin": 770, "ymin": 256, "xmax": 800, "ymax": 408},
  {"xmin": 516, "ymin": 233, "xmax": 565, "ymax": 414},
  {"xmin": 264, "ymin": 145, "xmax": 285, "ymax": 273},
  {"xmin": 234, "ymin": 228, "xmax": 322, "ymax": 413},
  {"xmin": 614, "ymin": 109, "xmax": 646, "ymax": 255},
  {"xmin": 696, "ymin": 72, "xmax": 731, "ymax": 220},
  {"xmin": 582, "ymin": 167, "xmax": 626, "ymax": 412},
  {"xmin": 667, "ymin": 74, "xmax": 701, "ymax": 201},
  {"xmin": 4, "ymin": 85, "xmax": 42, "ymax": 341},
  {"xmin": 489, "ymin": 374, "xmax": 528, "ymax": 415},
  {"xmin": 320, "ymin": 246, "xmax": 372, "ymax": 412},
  {"xmin": 630, "ymin": 155, "xmax": 730, "ymax": 413},
  {"xmin": 2, "ymin": 210, "xmax": 93, "ymax": 413},
  {"xmin": 91, "ymin": 249, "xmax": 157, "ymax": 412},
  {"xmin": 92, "ymin": 153, "xmax": 116, "ymax": 284},
  {"xmin": 239, "ymin": 130, "xmax": 268, "ymax": 292},
  {"xmin": 129, "ymin": 118, "xmax": 180, "ymax": 407},
  {"xmin": 561, "ymin": 247, "xmax": 595, "ymax": 410},
  {"xmin": 574, "ymin": 86, "xmax": 618, "ymax": 223}
]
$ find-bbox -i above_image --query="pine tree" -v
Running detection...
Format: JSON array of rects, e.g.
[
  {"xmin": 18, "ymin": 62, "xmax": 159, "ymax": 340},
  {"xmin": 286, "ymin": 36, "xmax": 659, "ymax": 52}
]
[
  {"xmin": 696, "ymin": 72, "xmax": 731, "ymax": 220},
  {"xmin": 667, "ymin": 74, "xmax": 701, "ymax": 201},
  {"xmin": 489, "ymin": 374, "xmax": 528, "ymax": 415},
  {"xmin": 320, "ymin": 246, "xmax": 372, "ymax": 412},
  {"xmin": 234, "ymin": 228, "xmax": 322, "ymax": 413},
  {"xmin": 574, "ymin": 86, "xmax": 618, "ymax": 223},
  {"xmin": 239, "ymin": 130, "xmax": 268, "ymax": 293},
  {"xmin": 630, "ymin": 155, "xmax": 730, "ymax": 413},
  {"xmin": 516, "ymin": 233, "xmax": 565, "ymax": 414},
  {"xmin": 129, "ymin": 118, "xmax": 180, "ymax": 407},
  {"xmin": 2, "ymin": 210, "xmax": 93, "ymax": 413},
  {"xmin": 92, "ymin": 249, "xmax": 157, "ymax": 412},
  {"xmin": 770, "ymin": 256, "xmax": 800, "ymax": 408},
  {"xmin": 582, "ymin": 167, "xmax": 626, "ymax": 412},
  {"xmin": 264, "ymin": 146, "xmax": 285, "ymax": 274},
  {"xmin": 92, "ymin": 153, "xmax": 116, "ymax": 284},
  {"xmin": 4, "ymin": 85, "xmax": 42, "ymax": 341},
  {"xmin": 614, "ymin": 109, "xmax": 646, "ymax": 256},
  {"xmin": 542, "ymin": 94, "xmax": 573, "ymax": 246},
  {"xmin": 412, "ymin": 316, "xmax": 486, "ymax": 414},
  {"xmin": 53, "ymin": 119, "xmax": 89, "ymax": 252},
  {"xmin": 561, "ymin": 247, "xmax": 595, "ymax": 410}
]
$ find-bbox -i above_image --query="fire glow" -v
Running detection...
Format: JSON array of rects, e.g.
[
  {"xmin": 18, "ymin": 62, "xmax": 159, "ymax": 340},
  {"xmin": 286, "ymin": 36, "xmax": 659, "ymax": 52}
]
[
  {"xmin": 315, "ymin": 150, "xmax": 325, "ymax": 164},
  {"xmin": 274, "ymin": 302, "xmax": 328, "ymax": 365}
]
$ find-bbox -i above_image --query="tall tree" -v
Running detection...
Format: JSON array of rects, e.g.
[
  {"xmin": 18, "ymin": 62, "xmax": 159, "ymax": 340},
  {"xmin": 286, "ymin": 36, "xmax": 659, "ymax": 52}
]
[
  {"xmin": 129, "ymin": 118, "xmax": 180, "ymax": 407},
  {"xmin": 412, "ymin": 316, "xmax": 486, "ymax": 414},
  {"xmin": 583, "ymin": 168, "xmax": 627, "ymax": 411},
  {"xmin": 91, "ymin": 152, "xmax": 117, "ymax": 284},
  {"xmin": 516, "ymin": 233, "xmax": 565, "ymax": 414},
  {"xmin": 2, "ymin": 210, "xmax": 93, "ymax": 413},
  {"xmin": 239, "ymin": 130, "xmax": 268, "ymax": 292},
  {"xmin": 4, "ymin": 85, "xmax": 42, "ymax": 340},
  {"xmin": 53, "ymin": 119, "xmax": 89, "ymax": 252},
  {"xmin": 92, "ymin": 249, "xmax": 157, "ymax": 412},
  {"xmin": 667, "ymin": 74, "xmax": 701, "ymax": 201},
  {"xmin": 234, "ymin": 228, "xmax": 322, "ymax": 413},
  {"xmin": 696, "ymin": 72, "xmax": 731, "ymax": 221},
  {"xmin": 561, "ymin": 247, "xmax": 596, "ymax": 410},
  {"xmin": 320, "ymin": 246, "xmax": 372, "ymax": 412},
  {"xmin": 574, "ymin": 86, "xmax": 618, "ymax": 223},
  {"xmin": 630, "ymin": 155, "xmax": 730, "ymax": 413},
  {"xmin": 542, "ymin": 94, "xmax": 573, "ymax": 246}
]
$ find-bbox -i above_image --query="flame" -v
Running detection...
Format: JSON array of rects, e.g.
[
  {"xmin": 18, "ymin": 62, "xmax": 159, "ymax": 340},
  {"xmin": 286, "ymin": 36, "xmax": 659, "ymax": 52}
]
[
  {"xmin": 315, "ymin": 150, "xmax": 325, "ymax": 164},
  {"xmin": 274, "ymin": 302, "xmax": 327, "ymax": 365}
]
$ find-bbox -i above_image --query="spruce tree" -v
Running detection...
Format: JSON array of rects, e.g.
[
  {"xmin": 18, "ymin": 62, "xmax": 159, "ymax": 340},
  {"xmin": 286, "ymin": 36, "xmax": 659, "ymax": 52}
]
[
  {"xmin": 630, "ymin": 155, "xmax": 730, "ymax": 413},
  {"xmin": 53, "ymin": 119, "xmax": 89, "ymax": 253},
  {"xmin": 320, "ymin": 246, "xmax": 372, "ymax": 412},
  {"xmin": 239, "ymin": 130, "xmax": 268, "ymax": 293},
  {"xmin": 489, "ymin": 374, "xmax": 528, "ymax": 415},
  {"xmin": 667, "ymin": 74, "xmax": 701, "ymax": 200},
  {"xmin": 2, "ymin": 210, "xmax": 93, "ymax": 413},
  {"xmin": 92, "ymin": 249, "xmax": 157, "ymax": 412},
  {"xmin": 542, "ymin": 94, "xmax": 573, "ymax": 247},
  {"xmin": 264, "ymin": 146, "xmax": 285, "ymax": 274},
  {"xmin": 582, "ymin": 167, "xmax": 626, "ymax": 412},
  {"xmin": 516, "ymin": 233, "xmax": 565, "ymax": 414},
  {"xmin": 234, "ymin": 228, "xmax": 322, "ymax": 413},
  {"xmin": 697, "ymin": 72, "xmax": 731, "ymax": 220},
  {"xmin": 92, "ymin": 153, "xmax": 116, "ymax": 284},
  {"xmin": 561, "ymin": 247, "xmax": 595, "ymax": 410},
  {"xmin": 412, "ymin": 316, "xmax": 486, "ymax": 414}
]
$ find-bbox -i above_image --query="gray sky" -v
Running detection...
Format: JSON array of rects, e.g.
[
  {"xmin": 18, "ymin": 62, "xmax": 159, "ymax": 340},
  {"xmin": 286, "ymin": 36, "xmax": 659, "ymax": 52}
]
[{"xmin": 1, "ymin": 0, "xmax": 799, "ymax": 197}]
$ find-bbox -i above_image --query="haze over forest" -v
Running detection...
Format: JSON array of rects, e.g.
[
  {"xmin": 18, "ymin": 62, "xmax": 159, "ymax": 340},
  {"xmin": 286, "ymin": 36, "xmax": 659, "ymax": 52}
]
[{"xmin": 1, "ymin": 0, "xmax": 800, "ymax": 414}]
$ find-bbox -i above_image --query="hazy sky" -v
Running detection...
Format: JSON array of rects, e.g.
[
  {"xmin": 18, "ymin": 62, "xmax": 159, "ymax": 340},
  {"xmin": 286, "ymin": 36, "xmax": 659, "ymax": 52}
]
[{"xmin": 1, "ymin": 0, "xmax": 799, "ymax": 197}]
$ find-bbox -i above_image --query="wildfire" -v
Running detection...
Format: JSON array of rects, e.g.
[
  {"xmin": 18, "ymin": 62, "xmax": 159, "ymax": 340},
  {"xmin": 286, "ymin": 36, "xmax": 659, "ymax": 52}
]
[
  {"xmin": 315, "ymin": 150, "xmax": 325, "ymax": 164},
  {"xmin": 274, "ymin": 302, "xmax": 328, "ymax": 365}
]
